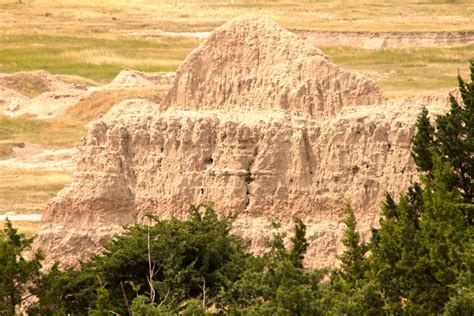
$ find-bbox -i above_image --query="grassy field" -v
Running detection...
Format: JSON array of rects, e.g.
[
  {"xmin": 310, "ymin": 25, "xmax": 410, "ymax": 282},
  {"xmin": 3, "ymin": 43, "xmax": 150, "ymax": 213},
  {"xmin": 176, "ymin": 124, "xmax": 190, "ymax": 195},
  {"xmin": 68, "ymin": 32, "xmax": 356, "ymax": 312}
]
[
  {"xmin": 0, "ymin": 0, "xmax": 471, "ymax": 92},
  {"xmin": 0, "ymin": 166, "xmax": 65, "ymax": 235},
  {"xmin": 0, "ymin": 35, "xmax": 198, "ymax": 82},
  {"xmin": 0, "ymin": 0, "xmax": 473, "ymax": 35},
  {"xmin": 0, "ymin": 114, "xmax": 87, "ymax": 148},
  {"xmin": 0, "ymin": 34, "xmax": 471, "ymax": 97},
  {"xmin": 0, "ymin": 167, "xmax": 71, "ymax": 213},
  {"xmin": 324, "ymin": 44, "xmax": 474, "ymax": 97},
  {"xmin": 0, "ymin": 220, "xmax": 39, "ymax": 236}
]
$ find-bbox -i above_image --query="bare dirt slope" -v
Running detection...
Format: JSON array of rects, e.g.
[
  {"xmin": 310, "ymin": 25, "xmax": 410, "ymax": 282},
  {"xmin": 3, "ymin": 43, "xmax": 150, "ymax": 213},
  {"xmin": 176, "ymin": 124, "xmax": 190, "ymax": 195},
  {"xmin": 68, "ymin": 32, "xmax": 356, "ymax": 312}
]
[
  {"xmin": 1, "ymin": 70, "xmax": 171, "ymax": 120},
  {"xmin": 105, "ymin": 69, "xmax": 175, "ymax": 90},
  {"xmin": 34, "ymin": 16, "xmax": 452, "ymax": 268}
]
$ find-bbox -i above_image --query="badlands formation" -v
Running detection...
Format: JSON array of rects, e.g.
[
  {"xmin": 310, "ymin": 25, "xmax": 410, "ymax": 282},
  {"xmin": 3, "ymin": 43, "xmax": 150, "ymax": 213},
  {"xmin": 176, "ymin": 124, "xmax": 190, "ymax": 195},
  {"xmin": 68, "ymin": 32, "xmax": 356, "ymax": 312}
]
[
  {"xmin": 1, "ymin": 69, "xmax": 174, "ymax": 120},
  {"xmin": 34, "ymin": 17, "xmax": 451, "ymax": 268}
]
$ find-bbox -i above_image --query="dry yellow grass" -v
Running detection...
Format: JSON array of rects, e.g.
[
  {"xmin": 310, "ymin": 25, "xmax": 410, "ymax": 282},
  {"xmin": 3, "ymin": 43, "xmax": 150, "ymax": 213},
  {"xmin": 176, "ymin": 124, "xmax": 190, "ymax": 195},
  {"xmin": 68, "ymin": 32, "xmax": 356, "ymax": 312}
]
[
  {"xmin": 0, "ymin": 0, "xmax": 472, "ymax": 38},
  {"xmin": 0, "ymin": 114, "xmax": 87, "ymax": 148},
  {"xmin": 60, "ymin": 49, "xmax": 184, "ymax": 69},
  {"xmin": 324, "ymin": 45, "xmax": 473, "ymax": 98},
  {"xmin": 2, "ymin": 72, "xmax": 51, "ymax": 98},
  {"xmin": 0, "ymin": 220, "xmax": 39, "ymax": 237},
  {"xmin": 65, "ymin": 87, "xmax": 168, "ymax": 121},
  {"xmin": 0, "ymin": 0, "xmax": 471, "ymax": 95},
  {"xmin": 0, "ymin": 167, "xmax": 71, "ymax": 213}
]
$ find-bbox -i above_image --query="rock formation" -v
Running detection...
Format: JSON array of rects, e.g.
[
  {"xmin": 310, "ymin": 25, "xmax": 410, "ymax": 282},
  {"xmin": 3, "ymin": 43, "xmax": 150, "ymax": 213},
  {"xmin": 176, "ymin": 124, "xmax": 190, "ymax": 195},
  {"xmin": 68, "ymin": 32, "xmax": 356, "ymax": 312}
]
[
  {"xmin": 2, "ymin": 70, "xmax": 174, "ymax": 119},
  {"xmin": 105, "ymin": 69, "xmax": 176, "ymax": 90},
  {"xmin": 161, "ymin": 17, "xmax": 385, "ymax": 116},
  {"xmin": 5, "ymin": 89, "xmax": 91, "ymax": 119},
  {"xmin": 98, "ymin": 98, "xmax": 157, "ymax": 122},
  {"xmin": 34, "ymin": 16, "xmax": 450, "ymax": 268}
]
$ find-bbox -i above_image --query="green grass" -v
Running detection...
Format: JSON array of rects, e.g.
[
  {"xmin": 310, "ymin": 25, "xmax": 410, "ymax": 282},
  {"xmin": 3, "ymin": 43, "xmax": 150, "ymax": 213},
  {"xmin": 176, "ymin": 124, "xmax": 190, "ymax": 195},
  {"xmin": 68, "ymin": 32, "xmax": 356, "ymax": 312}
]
[
  {"xmin": 324, "ymin": 45, "xmax": 474, "ymax": 97},
  {"xmin": 0, "ymin": 115, "xmax": 87, "ymax": 148},
  {"xmin": 0, "ymin": 35, "xmax": 199, "ymax": 82},
  {"xmin": 325, "ymin": 45, "xmax": 474, "ymax": 66}
]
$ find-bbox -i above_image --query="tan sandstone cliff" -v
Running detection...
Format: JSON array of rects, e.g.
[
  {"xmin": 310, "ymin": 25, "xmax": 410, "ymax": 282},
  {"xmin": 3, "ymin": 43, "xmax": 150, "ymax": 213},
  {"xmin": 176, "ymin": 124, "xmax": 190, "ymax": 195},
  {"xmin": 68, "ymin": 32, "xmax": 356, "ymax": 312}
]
[{"xmin": 34, "ymin": 16, "xmax": 450, "ymax": 268}]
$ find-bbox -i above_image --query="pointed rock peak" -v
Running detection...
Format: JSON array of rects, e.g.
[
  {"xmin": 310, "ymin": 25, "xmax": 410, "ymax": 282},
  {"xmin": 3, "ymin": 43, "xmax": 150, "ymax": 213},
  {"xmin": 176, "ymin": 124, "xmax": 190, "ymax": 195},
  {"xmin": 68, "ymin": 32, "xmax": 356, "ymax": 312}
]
[{"xmin": 161, "ymin": 16, "xmax": 385, "ymax": 117}]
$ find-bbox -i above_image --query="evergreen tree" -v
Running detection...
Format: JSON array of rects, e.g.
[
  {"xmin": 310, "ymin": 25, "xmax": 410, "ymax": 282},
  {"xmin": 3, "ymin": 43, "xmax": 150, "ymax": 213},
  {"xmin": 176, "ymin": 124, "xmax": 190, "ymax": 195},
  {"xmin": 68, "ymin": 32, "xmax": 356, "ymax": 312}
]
[
  {"xmin": 30, "ymin": 205, "xmax": 248, "ymax": 314},
  {"xmin": 411, "ymin": 60, "xmax": 474, "ymax": 223},
  {"xmin": 338, "ymin": 204, "xmax": 368, "ymax": 286},
  {"xmin": 224, "ymin": 219, "xmax": 322, "ymax": 315},
  {"xmin": 289, "ymin": 217, "xmax": 308, "ymax": 269},
  {"xmin": 89, "ymin": 285, "xmax": 115, "ymax": 316},
  {"xmin": 0, "ymin": 220, "xmax": 44, "ymax": 315},
  {"xmin": 412, "ymin": 107, "xmax": 435, "ymax": 172},
  {"xmin": 443, "ymin": 240, "xmax": 474, "ymax": 315}
]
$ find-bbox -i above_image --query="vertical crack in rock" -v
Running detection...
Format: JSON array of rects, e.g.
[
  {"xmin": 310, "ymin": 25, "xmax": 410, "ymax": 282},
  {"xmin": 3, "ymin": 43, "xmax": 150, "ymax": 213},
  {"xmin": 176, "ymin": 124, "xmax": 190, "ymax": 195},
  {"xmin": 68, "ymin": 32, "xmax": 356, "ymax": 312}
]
[
  {"xmin": 302, "ymin": 129, "xmax": 314, "ymax": 177},
  {"xmin": 244, "ymin": 145, "xmax": 259, "ymax": 210}
]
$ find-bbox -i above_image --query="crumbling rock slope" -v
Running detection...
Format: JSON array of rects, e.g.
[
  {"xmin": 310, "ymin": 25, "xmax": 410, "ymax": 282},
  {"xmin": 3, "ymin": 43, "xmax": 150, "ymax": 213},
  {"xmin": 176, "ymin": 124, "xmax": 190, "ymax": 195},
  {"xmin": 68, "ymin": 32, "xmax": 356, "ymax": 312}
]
[
  {"xmin": 6, "ymin": 89, "xmax": 91, "ymax": 119},
  {"xmin": 34, "ymin": 16, "xmax": 449, "ymax": 268},
  {"xmin": 161, "ymin": 16, "xmax": 385, "ymax": 117},
  {"xmin": 0, "ymin": 85, "xmax": 28, "ymax": 104}
]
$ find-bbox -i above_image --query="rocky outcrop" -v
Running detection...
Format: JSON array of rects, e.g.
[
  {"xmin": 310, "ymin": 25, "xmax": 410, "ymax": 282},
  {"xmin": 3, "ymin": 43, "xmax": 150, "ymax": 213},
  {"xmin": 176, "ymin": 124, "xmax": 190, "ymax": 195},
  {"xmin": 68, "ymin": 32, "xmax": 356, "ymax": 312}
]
[
  {"xmin": 98, "ymin": 98, "xmax": 157, "ymax": 122},
  {"xmin": 161, "ymin": 16, "xmax": 385, "ymax": 117},
  {"xmin": 34, "ymin": 16, "xmax": 451, "ymax": 268},
  {"xmin": 5, "ymin": 89, "xmax": 91, "ymax": 119},
  {"xmin": 105, "ymin": 69, "xmax": 176, "ymax": 90},
  {"xmin": 2, "ymin": 70, "xmax": 174, "ymax": 119}
]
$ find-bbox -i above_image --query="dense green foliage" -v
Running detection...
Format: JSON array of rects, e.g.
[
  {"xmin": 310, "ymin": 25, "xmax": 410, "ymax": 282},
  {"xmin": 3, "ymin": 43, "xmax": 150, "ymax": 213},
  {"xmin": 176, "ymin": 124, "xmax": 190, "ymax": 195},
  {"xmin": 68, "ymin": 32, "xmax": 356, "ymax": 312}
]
[
  {"xmin": 412, "ymin": 60, "xmax": 473, "ymax": 219},
  {"xmin": 0, "ymin": 220, "xmax": 43, "ymax": 315},
  {"xmin": 0, "ymin": 62, "xmax": 472, "ymax": 314}
]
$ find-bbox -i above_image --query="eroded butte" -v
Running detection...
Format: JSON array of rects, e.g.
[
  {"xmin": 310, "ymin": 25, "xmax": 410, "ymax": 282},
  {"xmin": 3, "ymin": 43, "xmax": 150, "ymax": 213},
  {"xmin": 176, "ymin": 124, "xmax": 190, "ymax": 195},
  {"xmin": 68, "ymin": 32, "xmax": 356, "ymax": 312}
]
[{"xmin": 34, "ymin": 16, "xmax": 451, "ymax": 268}]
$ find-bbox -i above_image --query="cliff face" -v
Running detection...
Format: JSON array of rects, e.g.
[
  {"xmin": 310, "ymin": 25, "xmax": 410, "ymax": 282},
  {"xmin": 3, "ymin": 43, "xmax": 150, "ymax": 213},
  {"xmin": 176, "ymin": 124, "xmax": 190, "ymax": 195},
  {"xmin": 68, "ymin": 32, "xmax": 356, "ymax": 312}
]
[{"xmin": 34, "ymin": 16, "xmax": 449, "ymax": 268}]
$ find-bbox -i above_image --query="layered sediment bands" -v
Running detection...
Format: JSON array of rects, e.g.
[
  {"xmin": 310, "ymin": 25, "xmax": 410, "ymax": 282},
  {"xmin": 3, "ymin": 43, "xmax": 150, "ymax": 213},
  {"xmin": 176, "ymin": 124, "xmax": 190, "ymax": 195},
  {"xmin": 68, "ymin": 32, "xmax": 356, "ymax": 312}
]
[
  {"xmin": 161, "ymin": 16, "xmax": 385, "ymax": 117},
  {"xmin": 296, "ymin": 30, "xmax": 474, "ymax": 49}
]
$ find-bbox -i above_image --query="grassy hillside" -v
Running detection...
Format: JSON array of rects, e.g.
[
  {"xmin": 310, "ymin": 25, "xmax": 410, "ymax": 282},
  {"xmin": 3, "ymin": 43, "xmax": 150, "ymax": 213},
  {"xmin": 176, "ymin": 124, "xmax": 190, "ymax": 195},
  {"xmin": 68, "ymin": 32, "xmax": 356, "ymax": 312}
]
[
  {"xmin": 0, "ymin": 35, "xmax": 198, "ymax": 82},
  {"xmin": 0, "ymin": 0, "xmax": 471, "ymax": 93},
  {"xmin": 0, "ymin": 114, "xmax": 86, "ymax": 148},
  {"xmin": 324, "ymin": 44, "xmax": 474, "ymax": 97}
]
